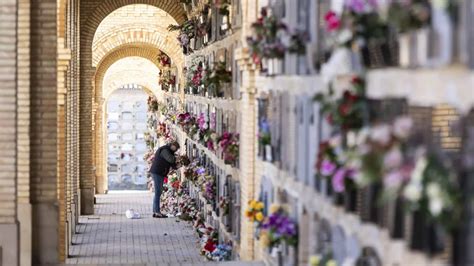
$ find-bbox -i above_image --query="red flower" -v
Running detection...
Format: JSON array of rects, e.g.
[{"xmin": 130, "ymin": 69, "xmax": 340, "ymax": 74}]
[
  {"xmin": 343, "ymin": 90, "xmax": 359, "ymax": 102},
  {"xmin": 326, "ymin": 113, "xmax": 334, "ymax": 124},
  {"xmin": 351, "ymin": 75, "xmax": 363, "ymax": 85},
  {"xmin": 204, "ymin": 240, "xmax": 216, "ymax": 252},
  {"xmin": 324, "ymin": 11, "xmax": 341, "ymax": 32},
  {"xmin": 339, "ymin": 103, "xmax": 352, "ymax": 116}
]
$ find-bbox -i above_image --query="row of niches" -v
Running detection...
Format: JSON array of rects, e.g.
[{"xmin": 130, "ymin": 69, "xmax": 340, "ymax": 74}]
[
  {"xmin": 107, "ymin": 152, "xmax": 146, "ymax": 163},
  {"xmin": 107, "ymin": 111, "xmax": 148, "ymax": 122},
  {"xmin": 108, "ymin": 173, "xmax": 148, "ymax": 190},
  {"xmin": 255, "ymin": 87, "xmax": 473, "ymax": 263},
  {"xmin": 246, "ymin": 0, "xmax": 474, "ymax": 78},
  {"xmin": 171, "ymin": 0, "xmax": 242, "ymax": 55},
  {"xmin": 107, "ymin": 100, "xmax": 147, "ymax": 113},
  {"xmin": 108, "ymin": 143, "xmax": 147, "ymax": 153},
  {"xmin": 107, "ymin": 163, "xmax": 147, "ymax": 174},
  {"xmin": 259, "ymin": 179, "xmax": 385, "ymax": 266},
  {"xmin": 108, "ymin": 132, "xmax": 146, "ymax": 142},
  {"xmin": 184, "ymin": 48, "xmax": 240, "ymax": 100},
  {"xmin": 107, "ymin": 121, "xmax": 148, "ymax": 132},
  {"xmin": 185, "ymin": 100, "xmax": 239, "ymax": 136},
  {"xmin": 184, "ymin": 140, "xmax": 241, "ymax": 241}
]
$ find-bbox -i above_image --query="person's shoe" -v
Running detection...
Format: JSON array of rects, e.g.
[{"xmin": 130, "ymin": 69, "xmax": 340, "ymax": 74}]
[{"xmin": 153, "ymin": 212, "xmax": 166, "ymax": 218}]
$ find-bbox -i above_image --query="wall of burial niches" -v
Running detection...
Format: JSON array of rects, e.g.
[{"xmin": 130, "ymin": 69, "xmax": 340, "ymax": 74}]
[{"xmin": 107, "ymin": 86, "xmax": 149, "ymax": 190}]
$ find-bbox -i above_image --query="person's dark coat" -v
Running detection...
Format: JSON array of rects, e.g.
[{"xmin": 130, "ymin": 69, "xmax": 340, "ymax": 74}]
[{"xmin": 149, "ymin": 145, "xmax": 177, "ymax": 176}]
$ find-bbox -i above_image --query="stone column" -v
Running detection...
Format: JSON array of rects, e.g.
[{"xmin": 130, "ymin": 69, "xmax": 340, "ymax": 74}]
[
  {"xmin": 236, "ymin": 49, "xmax": 258, "ymax": 260},
  {"xmin": 0, "ymin": 0, "xmax": 20, "ymax": 265},
  {"xmin": 17, "ymin": 0, "xmax": 32, "ymax": 264},
  {"xmin": 30, "ymin": 0, "xmax": 60, "ymax": 263}
]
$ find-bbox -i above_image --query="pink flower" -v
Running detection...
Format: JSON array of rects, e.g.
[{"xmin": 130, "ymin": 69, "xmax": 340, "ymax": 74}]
[
  {"xmin": 324, "ymin": 11, "xmax": 341, "ymax": 32},
  {"xmin": 384, "ymin": 170, "xmax": 404, "ymax": 188},
  {"xmin": 393, "ymin": 116, "xmax": 413, "ymax": 140},
  {"xmin": 332, "ymin": 169, "xmax": 346, "ymax": 193},
  {"xmin": 320, "ymin": 160, "xmax": 337, "ymax": 176},
  {"xmin": 384, "ymin": 147, "xmax": 402, "ymax": 169}
]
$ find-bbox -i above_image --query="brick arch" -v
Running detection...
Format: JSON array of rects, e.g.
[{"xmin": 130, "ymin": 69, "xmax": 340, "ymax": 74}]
[
  {"xmin": 80, "ymin": 1, "xmax": 186, "ymax": 210},
  {"xmin": 92, "ymin": 25, "xmax": 183, "ymax": 68},
  {"xmin": 94, "ymin": 43, "xmax": 173, "ymax": 101}
]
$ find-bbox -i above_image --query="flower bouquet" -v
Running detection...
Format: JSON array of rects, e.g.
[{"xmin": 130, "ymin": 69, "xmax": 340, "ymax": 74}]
[
  {"xmin": 246, "ymin": 8, "xmax": 287, "ymax": 66},
  {"xmin": 210, "ymin": 243, "xmax": 232, "ymax": 261},
  {"xmin": 204, "ymin": 61, "xmax": 232, "ymax": 98},
  {"xmin": 218, "ymin": 132, "xmax": 239, "ymax": 165},
  {"xmin": 147, "ymin": 96, "xmax": 159, "ymax": 112},
  {"xmin": 259, "ymin": 206, "xmax": 298, "ymax": 252}
]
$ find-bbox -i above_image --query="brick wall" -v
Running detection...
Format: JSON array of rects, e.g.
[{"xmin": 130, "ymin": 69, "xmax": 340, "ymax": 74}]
[{"xmin": 0, "ymin": 0, "xmax": 18, "ymax": 225}]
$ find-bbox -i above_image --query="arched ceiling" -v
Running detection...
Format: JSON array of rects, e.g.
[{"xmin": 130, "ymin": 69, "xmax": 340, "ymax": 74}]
[{"xmin": 102, "ymin": 57, "xmax": 160, "ymax": 99}]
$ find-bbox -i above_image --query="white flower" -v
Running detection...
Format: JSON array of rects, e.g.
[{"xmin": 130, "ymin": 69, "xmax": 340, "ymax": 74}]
[
  {"xmin": 329, "ymin": 135, "xmax": 342, "ymax": 148},
  {"xmin": 337, "ymin": 29, "xmax": 353, "ymax": 44},
  {"xmin": 393, "ymin": 116, "xmax": 413, "ymax": 139},
  {"xmin": 347, "ymin": 131, "xmax": 357, "ymax": 147},
  {"xmin": 384, "ymin": 147, "xmax": 403, "ymax": 169},
  {"xmin": 356, "ymin": 128, "xmax": 370, "ymax": 145},
  {"xmin": 403, "ymin": 183, "xmax": 422, "ymax": 201},
  {"xmin": 411, "ymin": 157, "xmax": 428, "ymax": 183},
  {"xmin": 320, "ymin": 47, "xmax": 353, "ymax": 84},
  {"xmin": 370, "ymin": 125, "xmax": 391, "ymax": 146},
  {"xmin": 432, "ymin": 0, "xmax": 448, "ymax": 9},
  {"xmin": 429, "ymin": 198, "xmax": 444, "ymax": 216},
  {"xmin": 426, "ymin": 183, "xmax": 441, "ymax": 198}
]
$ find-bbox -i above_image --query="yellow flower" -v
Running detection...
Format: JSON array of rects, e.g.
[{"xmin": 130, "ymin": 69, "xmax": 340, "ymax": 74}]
[
  {"xmin": 327, "ymin": 259, "xmax": 337, "ymax": 266},
  {"xmin": 309, "ymin": 255, "xmax": 321, "ymax": 266},
  {"xmin": 256, "ymin": 202, "xmax": 264, "ymax": 210},
  {"xmin": 269, "ymin": 204, "xmax": 281, "ymax": 214},
  {"xmin": 255, "ymin": 212, "xmax": 264, "ymax": 222},
  {"xmin": 249, "ymin": 200, "xmax": 257, "ymax": 209}
]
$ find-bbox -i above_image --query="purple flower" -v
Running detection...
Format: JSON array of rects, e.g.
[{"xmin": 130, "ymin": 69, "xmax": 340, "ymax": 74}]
[
  {"xmin": 196, "ymin": 167, "xmax": 206, "ymax": 175},
  {"xmin": 346, "ymin": 0, "xmax": 365, "ymax": 13},
  {"xmin": 320, "ymin": 160, "xmax": 337, "ymax": 176},
  {"xmin": 332, "ymin": 169, "xmax": 346, "ymax": 193}
]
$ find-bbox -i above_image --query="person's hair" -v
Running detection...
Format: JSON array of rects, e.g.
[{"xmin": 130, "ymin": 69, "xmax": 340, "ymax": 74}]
[{"xmin": 170, "ymin": 141, "xmax": 180, "ymax": 150}]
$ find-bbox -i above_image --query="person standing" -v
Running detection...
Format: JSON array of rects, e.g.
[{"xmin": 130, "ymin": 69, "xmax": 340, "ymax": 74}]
[{"xmin": 149, "ymin": 141, "xmax": 180, "ymax": 218}]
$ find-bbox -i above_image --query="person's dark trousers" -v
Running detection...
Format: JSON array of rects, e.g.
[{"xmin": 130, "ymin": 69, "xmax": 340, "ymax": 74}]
[{"xmin": 151, "ymin": 173, "xmax": 165, "ymax": 213}]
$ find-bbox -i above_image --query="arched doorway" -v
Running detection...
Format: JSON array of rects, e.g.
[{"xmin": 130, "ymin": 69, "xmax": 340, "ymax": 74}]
[{"xmin": 106, "ymin": 85, "xmax": 150, "ymax": 191}]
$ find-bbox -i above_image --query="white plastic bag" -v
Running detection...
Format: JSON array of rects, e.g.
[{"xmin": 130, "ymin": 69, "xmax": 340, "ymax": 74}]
[{"xmin": 125, "ymin": 209, "xmax": 141, "ymax": 219}]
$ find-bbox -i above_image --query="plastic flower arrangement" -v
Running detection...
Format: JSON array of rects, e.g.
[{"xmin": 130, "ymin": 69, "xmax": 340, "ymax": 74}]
[
  {"xmin": 258, "ymin": 118, "xmax": 271, "ymax": 146},
  {"xmin": 387, "ymin": 0, "xmax": 431, "ymax": 33},
  {"xmin": 159, "ymin": 71, "xmax": 176, "ymax": 92},
  {"xmin": 158, "ymin": 52, "xmax": 172, "ymax": 68},
  {"xmin": 218, "ymin": 132, "xmax": 240, "ymax": 165},
  {"xmin": 402, "ymin": 152, "xmax": 460, "ymax": 230},
  {"xmin": 219, "ymin": 196, "xmax": 230, "ymax": 216},
  {"xmin": 245, "ymin": 200, "xmax": 265, "ymax": 224},
  {"xmin": 260, "ymin": 206, "xmax": 298, "ymax": 249},
  {"xmin": 168, "ymin": 20, "xmax": 196, "ymax": 54},
  {"xmin": 314, "ymin": 76, "xmax": 367, "ymax": 131},
  {"xmin": 211, "ymin": 243, "xmax": 232, "ymax": 261},
  {"xmin": 147, "ymin": 96, "xmax": 159, "ymax": 112},
  {"xmin": 246, "ymin": 8, "xmax": 288, "ymax": 65},
  {"xmin": 204, "ymin": 61, "xmax": 232, "ymax": 97}
]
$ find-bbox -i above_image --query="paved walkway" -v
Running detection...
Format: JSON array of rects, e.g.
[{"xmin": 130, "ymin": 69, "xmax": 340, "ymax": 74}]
[{"xmin": 67, "ymin": 191, "xmax": 261, "ymax": 266}]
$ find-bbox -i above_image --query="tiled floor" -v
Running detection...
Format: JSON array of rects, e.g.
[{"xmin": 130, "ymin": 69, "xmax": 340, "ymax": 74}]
[{"xmin": 66, "ymin": 191, "xmax": 208, "ymax": 265}]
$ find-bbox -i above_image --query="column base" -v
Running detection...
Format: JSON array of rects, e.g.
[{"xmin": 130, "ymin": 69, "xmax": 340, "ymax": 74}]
[
  {"xmin": 18, "ymin": 203, "xmax": 32, "ymax": 266},
  {"xmin": 80, "ymin": 188, "xmax": 94, "ymax": 215},
  {"xmin": 0, "ymin": 222, "xmax": 19, "ymax": 266},
  {"xmin": 32, "ymin": 202, "xmax": 59, "ymax": 264}
]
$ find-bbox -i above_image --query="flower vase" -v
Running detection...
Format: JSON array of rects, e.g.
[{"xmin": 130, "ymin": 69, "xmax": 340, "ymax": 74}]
[
  {"xmin": 398, "ymin": 33, "xmax": 411, "ymax": 67},
  {"xmin": 261, "ymin": 59, "xmax": 269, "ymax": 74},
  {"xmin": 220, "ymin": 15, "xmax": 229, "ymax": 33},
  {"xmin": 273, "ymin": 58, "xmax": 283, "ymax": 75},
  {"xmin": 344, "ymin": 187, "xmax": 357, "ymax": 213},
  {"xmin": 415, "ymin": 28, "xmax": 429, "ymax": 67},
  {"xmin": 265, "ymin": 145, "xmax": 273, "ymax": 162},
  {"xmin": 410, "ymin": 210, "xmax": 446, "ymax": 255},
  {"xmin": 390, "ymin": 197, "xmax": 405, "ymax": 239}
]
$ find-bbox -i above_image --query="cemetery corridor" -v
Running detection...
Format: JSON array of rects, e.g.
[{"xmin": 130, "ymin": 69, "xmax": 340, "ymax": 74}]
[{"xmin": 1, "ymin": 0, "xmax": 474, "ymax": 265}]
